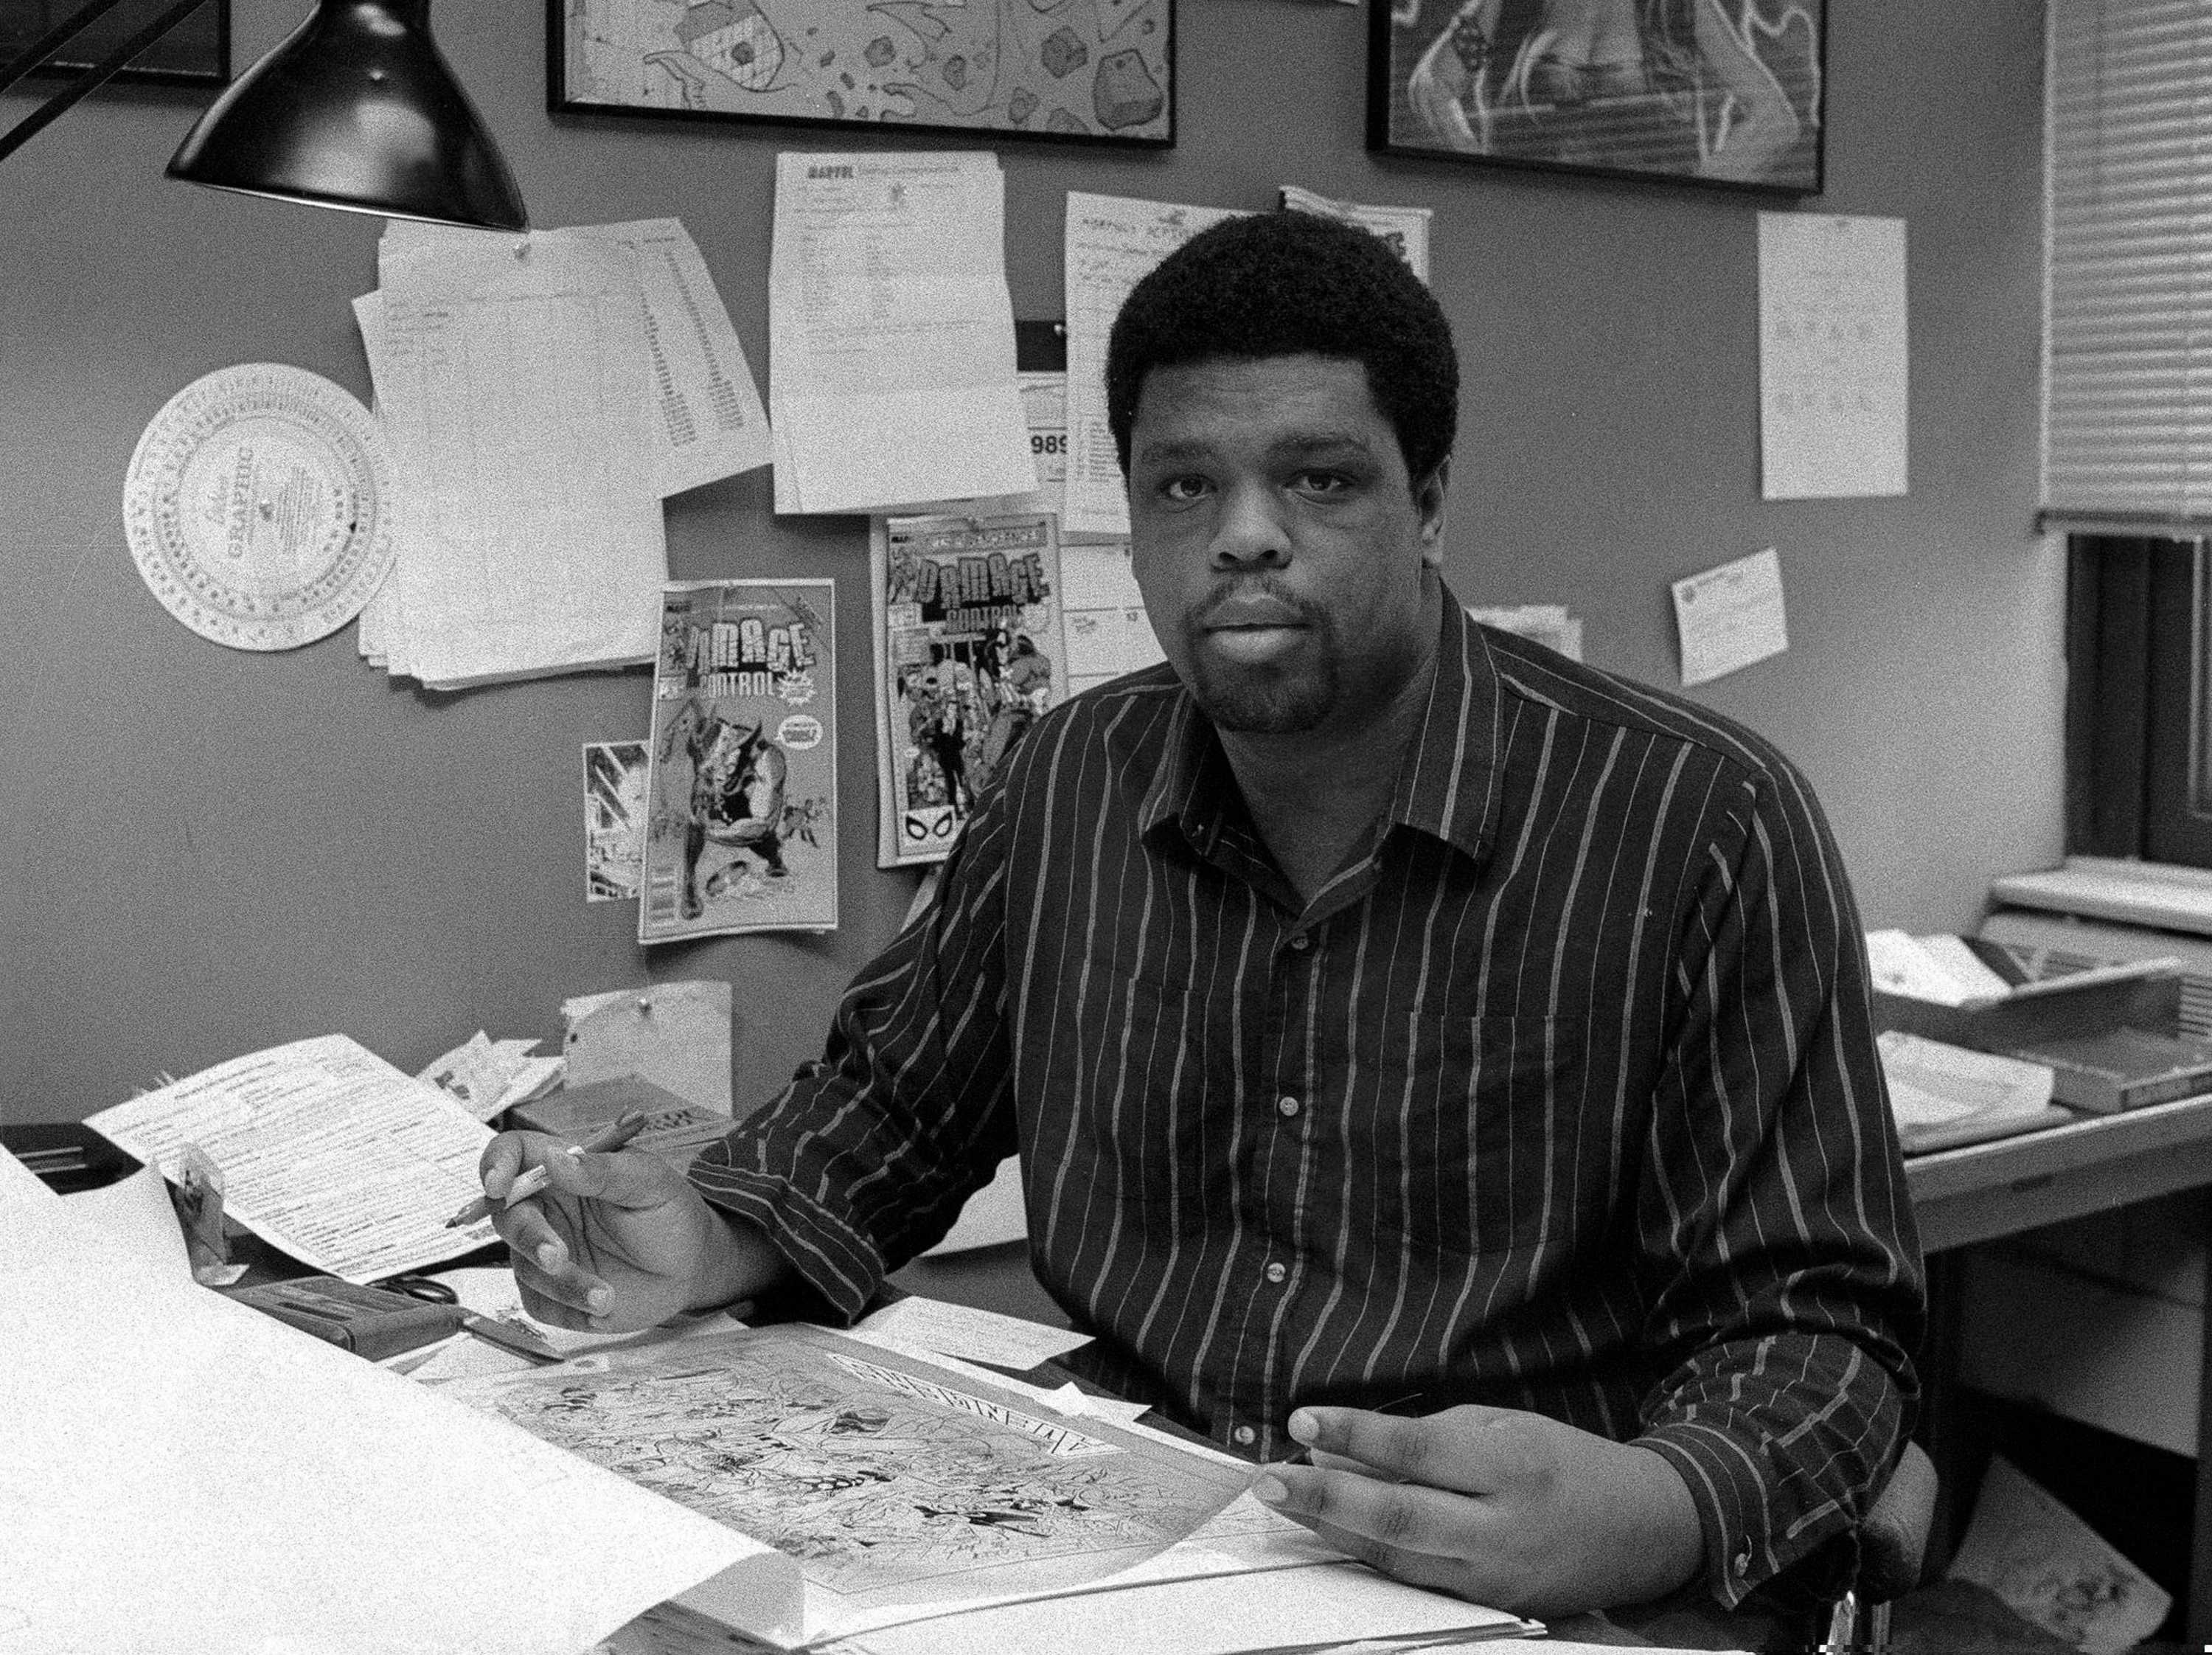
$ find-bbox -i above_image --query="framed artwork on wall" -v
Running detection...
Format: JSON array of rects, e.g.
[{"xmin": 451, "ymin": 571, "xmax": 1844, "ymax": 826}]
[
  {"xmin": 549, "ymin": 0, "xmax": 1174, "ymax": 148},
  {"xmin": 1368, "ymin": 0, "xmax": 1824, "ymax": 196},
  {"xmin": 0, "ymin": 0, "xmax": 229, "ymax": 86}
]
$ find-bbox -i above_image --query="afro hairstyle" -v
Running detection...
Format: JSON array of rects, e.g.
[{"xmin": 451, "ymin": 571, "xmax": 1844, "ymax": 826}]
[{"xmin": 1104, "ymin": 210, "xmax": 1458, "ymax": 484}]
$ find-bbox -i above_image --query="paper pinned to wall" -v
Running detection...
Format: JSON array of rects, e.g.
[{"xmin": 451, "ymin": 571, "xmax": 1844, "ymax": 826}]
[
  {"xmin": 1062, "ymin": 192, "xmax": 1249, "ymax": 537},
  {"xmin": 364, "ymin": 230, "xmax": 668, "ymax": 687},
  {"xmin": 563, "ymin": 979, "xmax": 734, "ymax": 1114},
  {"xmin": 383, "ymin": 218, "xmax": 773, "ymax": 499},
  {"xmin": 1759, "ymin": 212, "xmax": 1909, "ymax": 500},
  {"xmin": 1672, "ymin": 547, "xmax": 1789, "ymax": 687},
  {"xmin": 1467, "ymin": 603, "xmax": 1584, "ymax": 662},
  {"xmin": 1061, "ymin": 539, "xmax": 1165, "ymax": 694},
  {"xmin": 0, "ymin": 1146, "xmax": 776, "ymax": 1655},
  {"xmin": 768, "ymin": 151, "xmax": 1035, "ymax": 515},
  {"xmin": 1279, "ymin": 185, "xmax": 1433, "ymax": 281}
]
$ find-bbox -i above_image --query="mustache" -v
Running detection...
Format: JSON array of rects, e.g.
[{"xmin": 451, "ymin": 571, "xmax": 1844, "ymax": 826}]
[{"xmin": 1190, "ymin": 579, "xmax": 1323, "ymax": 629}]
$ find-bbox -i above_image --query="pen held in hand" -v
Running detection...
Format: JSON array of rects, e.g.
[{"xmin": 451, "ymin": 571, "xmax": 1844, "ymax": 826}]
[{"xmin": 443, "ymin": 1109, "xmax": 651, "ymax": 1229}]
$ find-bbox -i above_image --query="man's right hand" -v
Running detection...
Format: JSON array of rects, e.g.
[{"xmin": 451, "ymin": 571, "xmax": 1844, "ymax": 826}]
[{"xmin": 479, "ymin": 1131, "xmax": 790, "ymax": 1333}]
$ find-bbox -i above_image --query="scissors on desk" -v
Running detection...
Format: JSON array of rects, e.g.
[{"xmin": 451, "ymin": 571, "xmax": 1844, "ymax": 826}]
[{"xmin": 374, "ymin": 1273, "xmax": 460, "ymax": 1306}]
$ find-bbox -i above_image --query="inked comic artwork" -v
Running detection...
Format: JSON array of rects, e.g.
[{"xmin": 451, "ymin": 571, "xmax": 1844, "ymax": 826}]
[
  {"xmin": 554, "ymin": 0, "xmax": 1174, "ymax": 146},
  {"xmin": 441, "ymin": 1326, "xmax": 1257, "ymax": 1612}
]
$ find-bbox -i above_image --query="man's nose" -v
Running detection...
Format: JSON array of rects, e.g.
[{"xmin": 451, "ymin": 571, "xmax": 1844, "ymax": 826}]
[{"xmin": 1209, "ymin": 485, "xmax": 1290, "ymax": 569}]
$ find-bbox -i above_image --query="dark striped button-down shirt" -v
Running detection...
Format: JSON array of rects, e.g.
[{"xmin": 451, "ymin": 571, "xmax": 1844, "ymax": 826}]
[{"xmin": 692, "ymin": 592, "xmax": 1924, "ymax": 1608}]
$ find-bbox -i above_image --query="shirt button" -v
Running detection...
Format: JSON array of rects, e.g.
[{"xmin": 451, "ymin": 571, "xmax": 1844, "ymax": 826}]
[
  {"xmin": 1265, "ymin": 1262, "xmax": 1287, "ymax": 1284},
  {"xmin": 1232, "ymin": 1425, "xmax": 1257, "ymax": 1447},
  {"xmin": 1277, "ymin": 1095, "xmax": 1301, "ymax": 1117},
  {"xmin": 1289, "ymin": 934, "xmax": 1311, "ymax": 951}
]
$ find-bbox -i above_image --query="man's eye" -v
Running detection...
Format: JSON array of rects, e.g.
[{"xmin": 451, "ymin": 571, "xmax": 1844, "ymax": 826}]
[
  {"xmin": 1292, "ymin": 471, "xmax": 1351, "ymax": 496},
  {"xmin": 1158, "ymin": 475, "xmax": 1211, "ymax": 503}
]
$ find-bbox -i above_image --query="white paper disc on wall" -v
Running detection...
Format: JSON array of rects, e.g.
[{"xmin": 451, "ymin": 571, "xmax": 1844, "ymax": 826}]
[{"xmin": 122, "ymin": 363, "xmax": 397, "ymax": 651}]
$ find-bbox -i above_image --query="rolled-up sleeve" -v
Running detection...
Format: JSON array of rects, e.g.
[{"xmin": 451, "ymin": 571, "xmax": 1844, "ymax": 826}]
[
  {"xmin": 1630, "ymin": 756, "xmax": 1925, "ymax": 1610},
  {"xmin": 687, "ymin": 793, "xmax": 1020, "ymax": 1322}
]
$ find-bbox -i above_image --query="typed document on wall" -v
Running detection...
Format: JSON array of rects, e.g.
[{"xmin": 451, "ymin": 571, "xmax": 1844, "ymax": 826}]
[{"xmin": 1758, "ymin": 212, "xmax": 1908, "ymax": 500}]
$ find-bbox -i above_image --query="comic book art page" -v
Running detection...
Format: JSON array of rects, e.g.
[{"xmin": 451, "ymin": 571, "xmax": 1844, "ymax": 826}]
[
  {"xmin": 585, "ymin": 740, "xmax": 650, "ymax": 902},
  {"xmin": 554, "ymin": 0, "xmax": 1173, "ymax": 149},
  {"xmin": 871, "ymin": 513, "xmax": 1068, "ymax": 868},
  {"xmin": 641, "ymin": 580, "xmax": 837, "ymax": 942},
  {"xmin": 437, "ymin": 1325, "xmax": 1259, "ymax": 1634}
]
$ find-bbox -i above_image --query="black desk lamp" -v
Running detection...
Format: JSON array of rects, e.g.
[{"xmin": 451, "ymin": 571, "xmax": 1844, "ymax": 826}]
[{"xmin": 1, "ymin": 0, "xmax": 527, "ymax": 230}]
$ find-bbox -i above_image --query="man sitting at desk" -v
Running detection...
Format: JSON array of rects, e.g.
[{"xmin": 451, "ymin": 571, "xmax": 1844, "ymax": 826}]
[{"xmin": 483, "ymin": 212, "xmax": 1923, "ymax": 1631}]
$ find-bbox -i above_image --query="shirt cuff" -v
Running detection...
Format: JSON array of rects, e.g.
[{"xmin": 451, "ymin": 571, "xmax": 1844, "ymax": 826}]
[
  {"xmin": 1634, "ymin": 1420, "xmax": 1858, "ymax": 1610},
  {"xmin": 685, "ymin": 1160, "xmax": 887, "ymax": 1324}
]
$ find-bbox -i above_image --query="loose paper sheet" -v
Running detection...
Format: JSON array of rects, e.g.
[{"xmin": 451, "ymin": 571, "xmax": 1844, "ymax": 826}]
[
  {"xmin": 63, "ymin": 1163, "xmax": 191, "ymax": 1280},
  {"xmin": 1947, "ymin": 1457, "xmax": 2170, "ymax": 1655},
  {"xmin": 854, "ymin": 1293, "xmax": 1090, "ymax": 1370},
  {"xmin": 0, "ymin": 1148, "xmax": 777, "ymax": 1655},
  {"xmin": 1467, "ymin": 603, "xmax": 1585, "ymax": 662},
  {"xmin": 1671, "ymin": 547, "xmax": 1788, "ymax": 687},
  {"xmin": 770, "ymin": 151, "xmax": 1034, "ymax": 514},
  {"xmin": 1759, "ymin": 212, "xmax": 1909, "ymax": 499},
  {"xmin": 85, "ymin": 1033, "xmax": 502, "ymax": 1280},
  {"xmin": 382, "ymin": 218, "xmax": 772, "ymax": 499},
  {"xmin": 1279, "ymin": 185, "xmax": 1433, "ymax": 281},
  {"xmin": 1063, "ymin": 192, "xmax": 1248, "ymax": 536},
  {"xmin": 1061, "ymin": 539, "xmax": 1166, "ymax": 693},
  {"xmin": 1876, "ymin": 1033, "xmax": 2056, "ymax": 1131},
  {"xmin": 367, "ymin": 232, "xmax": 668, "ymax": 687}
]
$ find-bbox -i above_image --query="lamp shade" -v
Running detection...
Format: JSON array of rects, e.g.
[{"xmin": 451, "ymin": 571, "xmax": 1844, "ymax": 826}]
[{"xmin": 166, "ymin": 0, "xmax": 526, "ymax": 230}]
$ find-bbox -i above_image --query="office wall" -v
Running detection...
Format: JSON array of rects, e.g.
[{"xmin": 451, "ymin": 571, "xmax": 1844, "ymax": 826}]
[{"xmin": 0, "ymin": 0, "xmax": 2053, "ymax": 1120}]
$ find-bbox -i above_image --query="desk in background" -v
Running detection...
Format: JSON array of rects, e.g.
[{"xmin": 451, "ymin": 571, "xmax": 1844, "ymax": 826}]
[{"xmin": 1907, "ymin": 1091, "xmax": 2212, "ymax": 1642}]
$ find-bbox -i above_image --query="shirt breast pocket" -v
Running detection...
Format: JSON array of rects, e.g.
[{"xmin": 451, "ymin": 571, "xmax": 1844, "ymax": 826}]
[
  {"xmin": 1074, "ymin": 968, "xmax": 1223, "ymax": 1219},
  {"xmin": 1357, "ymin": 1010, "xmax": 1590, "ymax": 1258}
]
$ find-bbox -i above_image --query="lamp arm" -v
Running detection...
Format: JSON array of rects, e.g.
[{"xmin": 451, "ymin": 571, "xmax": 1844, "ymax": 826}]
[{"xmin": 0, "ymin": 0, "xmax": 215, "ymax": 164}]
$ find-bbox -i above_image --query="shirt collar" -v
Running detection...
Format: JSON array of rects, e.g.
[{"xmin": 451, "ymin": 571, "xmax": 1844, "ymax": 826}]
[{"xmin": 1137, "ymin": 580, "xmax": 1503, "ymax": 869}]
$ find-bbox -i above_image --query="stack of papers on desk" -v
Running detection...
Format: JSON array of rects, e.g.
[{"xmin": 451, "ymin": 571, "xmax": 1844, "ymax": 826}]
[
  {"xmin": 1876, "ymin": 1031, "xmax": 2072, "ymax": 1153},
  {"xmin": 1, "ymin": 1146, "xmax": 770, "ymax": 1654},
  {"xmin": 353, "ymin": 217, "xmax": 769, "ymax": 688}
]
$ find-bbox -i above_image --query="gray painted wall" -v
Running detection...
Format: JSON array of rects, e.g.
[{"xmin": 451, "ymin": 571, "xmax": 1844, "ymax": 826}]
[{"xmin": 0, "ymin": 0, "xmax": 2053, "ymax": 1122}]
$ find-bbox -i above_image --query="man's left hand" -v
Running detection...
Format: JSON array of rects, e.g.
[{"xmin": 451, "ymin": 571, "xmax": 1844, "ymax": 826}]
[{"xmin": 1252, "ymin": 1404, "xmax": 1705, "ymax": 1618}]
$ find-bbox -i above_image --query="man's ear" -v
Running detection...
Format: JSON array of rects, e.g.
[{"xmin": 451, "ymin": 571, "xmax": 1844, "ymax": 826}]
[{"xmin": 1414, "ymin": 456, "xmax": 1450, "ymax": 571}]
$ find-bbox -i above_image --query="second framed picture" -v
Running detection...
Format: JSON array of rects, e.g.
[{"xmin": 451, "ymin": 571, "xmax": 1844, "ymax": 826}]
[
  {"xmin": 1369, "ymin": 0, "xmax": 1824, "ymax": 196},
  {"xmin": 0, "ymin": 0, "xmax": 228, "ymax": 86},
  {"xmin": 551, "ymin": 0, "xmax": 1174, "ymax": 148}
]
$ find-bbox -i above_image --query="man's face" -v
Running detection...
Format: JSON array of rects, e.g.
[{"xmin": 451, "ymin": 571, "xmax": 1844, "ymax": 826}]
[{"xmin": 1125, "ymin": 354, "xmax": 1447, "ymax": 738}]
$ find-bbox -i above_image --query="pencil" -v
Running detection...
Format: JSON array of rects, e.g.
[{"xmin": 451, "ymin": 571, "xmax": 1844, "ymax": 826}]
[{"xmin": 443, "ymin": 1109, "xmax": 651, "ymax": 1229}]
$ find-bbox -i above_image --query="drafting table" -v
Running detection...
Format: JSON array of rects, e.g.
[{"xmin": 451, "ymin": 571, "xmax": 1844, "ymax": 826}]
[{"xmin": 1907, "ymin": 1091, "xmax": 2212, "ymax": 1641}]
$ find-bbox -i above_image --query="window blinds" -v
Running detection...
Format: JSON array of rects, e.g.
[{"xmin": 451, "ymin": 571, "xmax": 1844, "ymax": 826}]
[{"xmin": 2045, "ymin": 0, "xmax": 2212, "ymax": 528}]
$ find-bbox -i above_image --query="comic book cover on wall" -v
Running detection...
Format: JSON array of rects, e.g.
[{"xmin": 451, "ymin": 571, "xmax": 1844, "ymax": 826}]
[
  {"xmin": 641, "ymin": 579, "xmax": 836, "ymax": 942},
  {"xmin": 871, "ymin": 513, "xmax": 1067, "ymax": 868}
]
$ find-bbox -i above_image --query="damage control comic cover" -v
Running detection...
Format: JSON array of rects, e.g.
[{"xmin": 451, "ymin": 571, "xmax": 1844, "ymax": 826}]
[
  {"xmin": 871, "ymin": 512, "xmax": 1067, "ymax": 868},
  {"xmin": 641, "ymin": 579, "xmax": 835, "ymax": 942}
]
